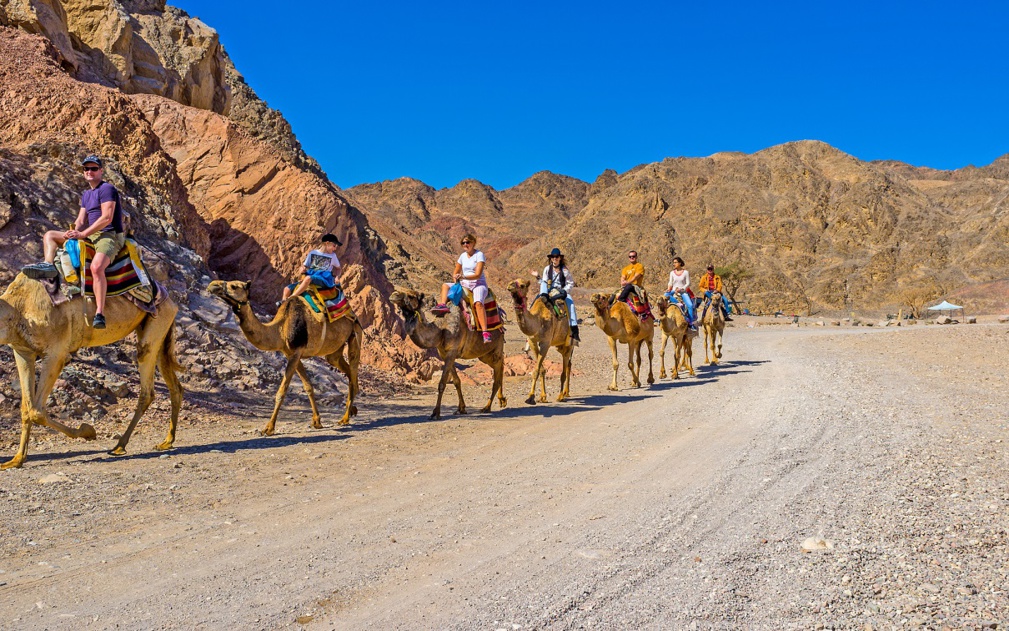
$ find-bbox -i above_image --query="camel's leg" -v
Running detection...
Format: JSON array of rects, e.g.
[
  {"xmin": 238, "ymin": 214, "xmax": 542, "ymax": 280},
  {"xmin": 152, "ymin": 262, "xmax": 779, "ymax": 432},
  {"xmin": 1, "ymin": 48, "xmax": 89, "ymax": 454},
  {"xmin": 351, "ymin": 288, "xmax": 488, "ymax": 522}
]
[
  {"xmin": 645, "ymin": 338, "xmax": 655, "ymax": 385},
  {"xmin": 110, "ymin": 331, "xmax": 159, "ymax": 456},
  {"xmin": 4, "ymin": 351, "xmax": 39, "ymax": 469},
  {"xmin": 716, "ymin": 327, "xmax": 723, "ymax": 361},
  {"xmin": 262, "ymin": 354, "xmax": 302, "ymax": 435},
  {"xmin": 704, "ymin": 326, "xmax": 712, "ymax": 364},
  {"xmin": 525, "ymin": 338, "xmax": 542, "ymax": 405},
  {"xmin": 326, "ymin": 351, "xmax": 359, "ymax": 425},
  {"xmin": 432, "ymin": 358, "xmax": 456, "ymax": 420},
  {"xmin": 684, "ymin": 334, "xmax": 696, "ymax": 376},
  {"xmin": 343, "ymin": 322, "xmax": 362, "ymax": 420},
  {"xmin": 673, "ymin": 334, "xmax": 685, "ymax": 379},
  {"xmin": 659, "ymin": 332, "xmax": 669, "ymax": 379},
  {"xmin": 531, "ymin": 340, "xmax": 550, "ymax": 404},
  {"xmin": 628, "ymin": 342, "xmax": 641, "ymax": 388},
  {"xmin": 155, "ymin": 333, "xmax": 184, "ymax": 451},
  {"xmin": 480, "ymin": 352, "xmax": 506, "ymax": 412},
  {"xmin": 606, "ymin": 336, "xmax": 619, "ymax": 391},
  {"xmin": 294, "ymin": 361, "xmax": 322, "ymax": 429},
  {"xmin": 557, "ymin": 345, "xmax": 572, "ymax": 401},
  {"xmin": 450, "ymin": 364, "xmax": 468, "ymax": 414}
]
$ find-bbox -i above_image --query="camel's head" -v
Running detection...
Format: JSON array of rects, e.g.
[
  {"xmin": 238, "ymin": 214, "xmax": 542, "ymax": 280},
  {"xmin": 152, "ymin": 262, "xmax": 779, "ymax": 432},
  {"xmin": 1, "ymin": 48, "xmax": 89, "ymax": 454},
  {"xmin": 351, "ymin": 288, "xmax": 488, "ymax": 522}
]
[
  {"xmin": 505, "ymin": 279, "xmax": 530, "ymax": 306},
  {"xmin": 590, "ymin": 292, "xmax": 613, "ymax": 312},
  {"xmin": 208, "ymin": 280, "xmax": 251, "ymax": 313},
  {"xmin": 655, "ymin": 294, "xmax": 669, "ymax": 314},
  {"xmin": 389, "ymin": 288, "xmax": 424, "ymax": 316}
]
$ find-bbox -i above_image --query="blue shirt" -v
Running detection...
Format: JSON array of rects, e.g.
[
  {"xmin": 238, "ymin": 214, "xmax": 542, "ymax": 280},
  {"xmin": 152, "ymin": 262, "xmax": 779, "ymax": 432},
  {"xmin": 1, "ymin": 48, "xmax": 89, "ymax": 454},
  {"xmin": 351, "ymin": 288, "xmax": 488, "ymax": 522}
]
[{"xmin": 81, "ymin": 181, "xmax": 123, "ymax": 233}]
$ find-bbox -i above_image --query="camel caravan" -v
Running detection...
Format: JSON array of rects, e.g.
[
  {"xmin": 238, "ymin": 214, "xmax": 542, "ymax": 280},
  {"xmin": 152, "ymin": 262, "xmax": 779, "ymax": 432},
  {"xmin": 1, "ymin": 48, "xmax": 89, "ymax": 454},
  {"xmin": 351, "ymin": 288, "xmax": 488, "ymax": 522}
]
[{"xmin": 1, "ymin": 158, "xmax": 734, "ymax": 468}]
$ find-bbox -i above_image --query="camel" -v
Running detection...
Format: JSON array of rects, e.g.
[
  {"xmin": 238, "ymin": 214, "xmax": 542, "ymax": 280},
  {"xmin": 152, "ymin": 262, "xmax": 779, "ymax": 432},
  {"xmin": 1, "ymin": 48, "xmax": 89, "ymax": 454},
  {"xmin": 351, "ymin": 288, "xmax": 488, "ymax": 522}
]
[
  {"xmin": 589, "ymin": 293, "xmax": 654, "ymax": 391},
  {"xmin": 0, "ymin": 274, "xmax": 182, "ymax": 469},
  {"xmin": 208, "ymin": 280, "xmax": 361, "ymax": 434},
  {"xmin": 388, "ymin": 288, "xmax": 506, "ymax": 420},
  {"xmin": 655, "ymin": 295, "xmax": 696, "ymax": 379},
  {"xmin": 505, "ymin": 279, "xmax": 573, "ymax": 404},
  {"xmin": 700, "ymin": 291, "xmax": 725, "ymax": 365}
]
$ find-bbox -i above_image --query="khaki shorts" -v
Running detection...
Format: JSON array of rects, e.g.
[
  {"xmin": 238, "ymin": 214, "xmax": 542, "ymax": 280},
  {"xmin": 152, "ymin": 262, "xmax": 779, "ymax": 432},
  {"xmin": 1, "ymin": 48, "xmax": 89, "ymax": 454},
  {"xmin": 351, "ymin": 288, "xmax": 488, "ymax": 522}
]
[{"xmin": 89, "ymin": 231, "xmax": 126, "ymax": 259}]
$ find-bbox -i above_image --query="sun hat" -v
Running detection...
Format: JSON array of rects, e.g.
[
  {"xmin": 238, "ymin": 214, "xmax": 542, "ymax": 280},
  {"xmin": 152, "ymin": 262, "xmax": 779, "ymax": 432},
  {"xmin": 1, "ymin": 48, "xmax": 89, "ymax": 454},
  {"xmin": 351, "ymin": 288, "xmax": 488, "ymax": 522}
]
[{"xmin": 547, "ymin": 247, "xmax": 562, "ymax": 257}]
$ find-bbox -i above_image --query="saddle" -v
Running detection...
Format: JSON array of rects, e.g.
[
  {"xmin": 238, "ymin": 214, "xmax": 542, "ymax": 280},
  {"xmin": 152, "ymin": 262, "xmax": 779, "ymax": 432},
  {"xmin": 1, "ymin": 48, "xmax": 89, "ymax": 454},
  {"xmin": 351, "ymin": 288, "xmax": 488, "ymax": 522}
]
[
  {"xmin": 297, "ymin": 284, "xmax": 354, "ymax": 322},
  {"xmin": 56, "ymin": 238, "xmax": 155, "ymax": 303},
  {"xmin": 460, "ymin": 286, "xmax": 504, "ymax": 331},
  {"xmin": 540, "ymin": 288, "xmax": 569, "ymax": 320},
  {"xmin": 664, "ymin": 292, "xmax": 690, "ymax": 319},
  {"xmin": 614, "ymin": 286, "xmax": 653, "ymax": 321}
]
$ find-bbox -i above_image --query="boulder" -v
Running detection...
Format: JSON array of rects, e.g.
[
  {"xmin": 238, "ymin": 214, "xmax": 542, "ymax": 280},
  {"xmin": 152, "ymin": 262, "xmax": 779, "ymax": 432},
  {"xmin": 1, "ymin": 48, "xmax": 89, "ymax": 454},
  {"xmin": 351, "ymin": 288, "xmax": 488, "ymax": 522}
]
[
  {"xmin": 936, "ymin": 316, "xmax": 952, "ymax": 325},
  {"xmin": 966, "ymin": 316, "xmax": 977, "ymax": 324}
]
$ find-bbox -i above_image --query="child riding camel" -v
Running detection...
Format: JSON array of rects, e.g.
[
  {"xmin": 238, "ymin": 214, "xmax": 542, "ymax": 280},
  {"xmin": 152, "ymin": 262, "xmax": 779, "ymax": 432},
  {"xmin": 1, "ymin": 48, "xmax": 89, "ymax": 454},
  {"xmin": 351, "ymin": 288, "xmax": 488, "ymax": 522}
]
[{"xmin": 282, "ymin": 233, "xmax": 343, "ymax": 303}]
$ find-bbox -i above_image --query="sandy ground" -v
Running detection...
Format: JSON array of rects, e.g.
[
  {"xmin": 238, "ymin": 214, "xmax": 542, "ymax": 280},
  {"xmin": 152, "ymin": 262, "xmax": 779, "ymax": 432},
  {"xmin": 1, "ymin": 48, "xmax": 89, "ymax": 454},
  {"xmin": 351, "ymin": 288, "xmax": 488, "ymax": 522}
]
[{"xmin": 1, "ymin": 317, "xmax": 1008, "ymax": 630}]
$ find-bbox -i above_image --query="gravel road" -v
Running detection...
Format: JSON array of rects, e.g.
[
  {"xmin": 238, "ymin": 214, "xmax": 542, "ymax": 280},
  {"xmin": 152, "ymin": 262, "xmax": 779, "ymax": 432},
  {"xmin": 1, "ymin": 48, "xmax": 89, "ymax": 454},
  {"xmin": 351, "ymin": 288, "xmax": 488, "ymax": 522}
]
[{"xmin": 1, "ymin": 318, "xmax": 1007, "ymax": 630}]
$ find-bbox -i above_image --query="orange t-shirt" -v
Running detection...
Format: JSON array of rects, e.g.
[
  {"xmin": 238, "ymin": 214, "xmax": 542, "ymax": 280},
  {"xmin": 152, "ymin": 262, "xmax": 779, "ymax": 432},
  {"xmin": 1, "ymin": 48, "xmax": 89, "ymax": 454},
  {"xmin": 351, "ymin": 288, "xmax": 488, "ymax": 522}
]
[{"xmin": 621, "ymin": 262, "xmax": 644, "ymax": 284}]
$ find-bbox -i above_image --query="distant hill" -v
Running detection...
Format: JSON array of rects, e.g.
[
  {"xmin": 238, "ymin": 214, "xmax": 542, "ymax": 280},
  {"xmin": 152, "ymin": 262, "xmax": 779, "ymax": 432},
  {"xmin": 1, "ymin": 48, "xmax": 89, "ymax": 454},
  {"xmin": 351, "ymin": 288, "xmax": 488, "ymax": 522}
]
[{"xmin": 350, "ymin": 141, "xmax": 1009, "ymax": 314}]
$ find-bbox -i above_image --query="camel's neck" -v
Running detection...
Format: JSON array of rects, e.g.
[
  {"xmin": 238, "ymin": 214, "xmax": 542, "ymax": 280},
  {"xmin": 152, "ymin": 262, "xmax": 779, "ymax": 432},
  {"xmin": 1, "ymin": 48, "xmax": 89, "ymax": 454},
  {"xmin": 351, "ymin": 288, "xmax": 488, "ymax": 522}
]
[
  {"xmin": 235, "ymin": 303, "xmax": 283, "ymax": 351},
  {"xmin": 594, "ymin": 304, "xmax": 622, "ymax": 335},
  {"xmin": 510, "ymin": 294, "xmax": 541, "ymax": 337},
  {"xmin": 403, "ymin": 309, "xmax": 444, "ymax": 349},
  {"xmin": 0, "ymin": 299, "xmax": 19, "ymax": 347}
]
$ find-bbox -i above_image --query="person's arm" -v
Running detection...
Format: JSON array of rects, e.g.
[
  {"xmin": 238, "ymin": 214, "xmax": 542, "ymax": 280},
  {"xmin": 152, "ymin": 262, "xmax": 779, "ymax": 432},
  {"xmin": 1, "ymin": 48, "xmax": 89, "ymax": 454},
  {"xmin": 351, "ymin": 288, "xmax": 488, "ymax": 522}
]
[
  {"xmin": 78, "ymin": 201, "xmax": 114, "ymax": 238},
  {"xmin": 65, "ymin": 207, "xmax": 88, "ymax": 238},
  {"xmin": 667, "ymin": 271, "xmax": 674, "ymax": 292},
  {"xmin": 628, "ymin": 266, "xmax": 643, "ymax": 286},
  {"xmin": 452, "ymin": 262, "xmax": 463, "ymax": 282},
  {"xmin": 468, "ymin": 261, "xmax": 485, "ymax": 280},
  {"xmin": 563, "ymin": 267, "xmax": 574, "ymax": 292}
]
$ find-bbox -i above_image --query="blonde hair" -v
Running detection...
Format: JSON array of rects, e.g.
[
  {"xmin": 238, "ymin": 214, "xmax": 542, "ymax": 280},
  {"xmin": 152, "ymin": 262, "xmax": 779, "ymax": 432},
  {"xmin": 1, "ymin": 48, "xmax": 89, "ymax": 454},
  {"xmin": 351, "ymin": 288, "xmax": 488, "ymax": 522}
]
[{"xmin": 461, "ymin": 233, "xmax": 477, "ymax": 246}]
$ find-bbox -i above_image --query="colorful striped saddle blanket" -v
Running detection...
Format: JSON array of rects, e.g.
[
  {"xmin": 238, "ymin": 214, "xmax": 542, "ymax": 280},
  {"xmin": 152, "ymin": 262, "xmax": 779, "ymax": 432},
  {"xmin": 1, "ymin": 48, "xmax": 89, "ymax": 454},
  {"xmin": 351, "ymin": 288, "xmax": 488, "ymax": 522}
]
[
  {"xmin": 617, "ymin": 286, "xmax": 654, "ymax": 321},
  {"xmin": 298, "ymin": 284, "xmax": 354, "ymax": 322},
  {"xmin": 58, "ymin": 238, "xmax": 153, "ymax": 302},
  {"xmin": 461, "ymin": 287, "xmax": 504, "ymax": 332}
]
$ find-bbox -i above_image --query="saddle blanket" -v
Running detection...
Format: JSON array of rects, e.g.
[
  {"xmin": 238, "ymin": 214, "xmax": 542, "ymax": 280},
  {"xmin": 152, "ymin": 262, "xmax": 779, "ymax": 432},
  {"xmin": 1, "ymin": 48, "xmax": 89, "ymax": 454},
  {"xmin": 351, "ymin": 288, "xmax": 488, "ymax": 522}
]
[
  {"xmin": 41, "ymin": 277, "xmax": 167, "ymax": 315},
  {"xmin": 619, "ymin": 287, "xmax": 653, "ymax": 321},
  {"xmin": 297, "ymin": 284, "xmax": 353, "ymax": 322},
  {"xmin": 461, "ymin": 287, "xmax": 504, "ymax": 331},
  {"xmin": 59, "ymin": 238, "xmax": 152, "ymax": 300}
]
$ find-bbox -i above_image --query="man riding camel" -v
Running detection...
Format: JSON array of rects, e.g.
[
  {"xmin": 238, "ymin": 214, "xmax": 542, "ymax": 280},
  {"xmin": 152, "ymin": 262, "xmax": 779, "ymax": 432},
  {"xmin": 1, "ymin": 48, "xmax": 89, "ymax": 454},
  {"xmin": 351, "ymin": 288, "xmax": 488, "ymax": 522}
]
[
  {"xmin": 697, "ymin": 264, "xmax": 733, "ymax": 322},
  {"xmin": 22, "ymin": 154, "xmax": 125, "ymax": 330},
  {"xmin": 617, "ymin": 250, "xmax": 644, "ymax": 304}
]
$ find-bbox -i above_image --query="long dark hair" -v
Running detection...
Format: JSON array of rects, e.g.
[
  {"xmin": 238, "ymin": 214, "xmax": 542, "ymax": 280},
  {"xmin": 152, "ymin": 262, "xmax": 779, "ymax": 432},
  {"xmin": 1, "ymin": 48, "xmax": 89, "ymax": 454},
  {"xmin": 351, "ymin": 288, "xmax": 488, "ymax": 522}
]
[{"xmin": 547, "ymin": 254, "xmax": 567, "ymax": 287}]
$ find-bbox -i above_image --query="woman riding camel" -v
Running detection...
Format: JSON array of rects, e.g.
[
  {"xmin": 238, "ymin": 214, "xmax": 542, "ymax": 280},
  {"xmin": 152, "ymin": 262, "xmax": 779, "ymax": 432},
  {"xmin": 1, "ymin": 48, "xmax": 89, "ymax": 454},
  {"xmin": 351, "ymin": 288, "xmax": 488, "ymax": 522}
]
[
  {"xmin": 432, "ymin": 233, "xmax": 493, "ymax": 343},
  {"xmin": 697, "ymin": 264, "xmax": 733, "ymax": 321},
  {"xmin": 665, "ymin": 256, "xmax": 696, "ymax": 329},
  {"xmin": 531, "ymin": 247, "xmax": 579, "ymax": 344}
]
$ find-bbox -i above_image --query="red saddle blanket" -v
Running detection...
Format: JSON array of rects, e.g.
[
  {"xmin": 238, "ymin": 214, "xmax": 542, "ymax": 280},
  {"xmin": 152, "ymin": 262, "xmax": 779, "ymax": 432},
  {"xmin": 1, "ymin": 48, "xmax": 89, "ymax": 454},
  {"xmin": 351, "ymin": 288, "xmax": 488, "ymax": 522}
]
[{"xmin": 461, "ymin": 288, "xmax": 504, "ymax": 331}]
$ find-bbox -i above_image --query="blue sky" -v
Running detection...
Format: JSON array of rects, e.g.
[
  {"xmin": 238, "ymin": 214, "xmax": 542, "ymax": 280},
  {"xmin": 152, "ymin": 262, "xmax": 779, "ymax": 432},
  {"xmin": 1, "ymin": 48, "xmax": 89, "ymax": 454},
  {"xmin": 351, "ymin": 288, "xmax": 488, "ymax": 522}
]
[{"xmin": 174, "ymin": 1, "xmax": 1009, "ymax": 190}]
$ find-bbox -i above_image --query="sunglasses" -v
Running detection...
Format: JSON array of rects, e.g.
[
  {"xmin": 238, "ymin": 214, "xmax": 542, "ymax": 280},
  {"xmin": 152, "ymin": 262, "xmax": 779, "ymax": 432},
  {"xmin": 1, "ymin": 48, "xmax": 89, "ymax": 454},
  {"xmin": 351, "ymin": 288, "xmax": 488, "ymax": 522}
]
[
  {"xmin": 549, "ymin": 255, "xmax": 561, "ymax": 258},
  {"xmin": 628, "ymin": 255, "xmax": 637, "ymax": 259},
  {"xmin": 461, "ymin": 240, "xmax": 472, "ymax": 245},
  {"xmin": 83, "ymin": 166, "xmax": 101, "ymax": 172}
]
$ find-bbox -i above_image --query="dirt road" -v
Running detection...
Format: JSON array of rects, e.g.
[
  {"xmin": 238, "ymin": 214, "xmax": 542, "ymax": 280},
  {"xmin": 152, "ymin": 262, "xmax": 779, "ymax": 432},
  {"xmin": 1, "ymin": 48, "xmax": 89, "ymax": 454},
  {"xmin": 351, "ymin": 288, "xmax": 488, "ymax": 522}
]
[{"xmin": 2, "ymin": 320, "xmax": 1007, "ymax": 629}]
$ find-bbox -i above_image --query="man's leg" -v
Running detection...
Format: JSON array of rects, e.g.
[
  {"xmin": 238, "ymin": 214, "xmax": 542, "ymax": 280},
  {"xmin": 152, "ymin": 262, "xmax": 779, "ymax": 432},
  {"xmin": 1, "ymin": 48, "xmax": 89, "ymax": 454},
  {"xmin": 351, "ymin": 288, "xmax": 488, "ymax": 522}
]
[
  {"xmin": 90, "ymin": 252, "xmax": 111, "ymax": 315},
  {"xmin": 617, "ymin": 284, "xmax": 634, "ymax": 302},
  {"xmin": 43, "ymin": 231, "xmax": 68, "ymax": 263}
]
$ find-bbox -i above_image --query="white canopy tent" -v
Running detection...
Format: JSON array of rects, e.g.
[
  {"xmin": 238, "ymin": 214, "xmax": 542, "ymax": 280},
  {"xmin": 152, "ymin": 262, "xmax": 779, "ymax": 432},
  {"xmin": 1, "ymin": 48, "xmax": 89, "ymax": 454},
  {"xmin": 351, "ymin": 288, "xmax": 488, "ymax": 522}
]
[{"xmin": 927, "ymin": 300, "xmax": 965, "ymax": 319}]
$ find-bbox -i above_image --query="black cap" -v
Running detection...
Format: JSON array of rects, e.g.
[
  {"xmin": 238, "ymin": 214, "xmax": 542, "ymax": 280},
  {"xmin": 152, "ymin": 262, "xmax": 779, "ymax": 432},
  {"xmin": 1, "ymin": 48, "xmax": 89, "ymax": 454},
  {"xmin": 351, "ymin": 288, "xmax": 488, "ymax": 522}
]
[
  {"xmin": 548, "ymin": 247, "xmax": 562, "ymax": 257},
  {"xmin": 81, "ymin": 154, "xmax": 103, "ymax": 167},
  {"xmin": 321, "ymin": 233, "xmax": 343, "ymax": 246},
  {"xmin": 706, "ymin": 265, "xmax": 714, "ymax": 271}
]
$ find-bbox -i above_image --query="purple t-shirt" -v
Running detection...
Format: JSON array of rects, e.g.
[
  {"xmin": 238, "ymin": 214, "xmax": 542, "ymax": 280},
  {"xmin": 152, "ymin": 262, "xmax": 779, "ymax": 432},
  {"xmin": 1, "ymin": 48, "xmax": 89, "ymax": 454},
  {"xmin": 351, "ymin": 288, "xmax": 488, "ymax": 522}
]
[{"xmin": 80, "ymin": 182, "xmax": 124, "ymax": 233}]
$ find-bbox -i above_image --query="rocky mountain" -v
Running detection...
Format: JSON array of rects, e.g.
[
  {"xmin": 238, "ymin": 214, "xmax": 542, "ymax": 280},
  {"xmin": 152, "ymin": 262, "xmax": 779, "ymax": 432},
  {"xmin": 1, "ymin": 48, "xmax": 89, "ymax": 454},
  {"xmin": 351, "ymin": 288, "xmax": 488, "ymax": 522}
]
[
  {"xmin": 350, "ymin": 141, "xmax": 1009, "ymax": 315},
  {"xmin": 0, "ymin": 1, "xmax": 433, "ymax": 402}
]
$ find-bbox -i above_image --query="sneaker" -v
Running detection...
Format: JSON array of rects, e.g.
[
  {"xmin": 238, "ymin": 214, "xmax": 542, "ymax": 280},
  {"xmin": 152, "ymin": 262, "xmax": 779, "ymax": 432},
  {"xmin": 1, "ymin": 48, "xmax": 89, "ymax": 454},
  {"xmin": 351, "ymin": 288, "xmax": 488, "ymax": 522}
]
[
  {"xmin": 21, "ymin": 262, "xmax": 59, "ymax": 280},
  {"xmin": 431, "ymin": 303, "xmax": 450, "ymax": 316},
  {"xmin": 724, "ymin": 315, "xmax": 733, "ymax": 321},
  {"xmin": 92, "ymin": 313, "xmax": 106, "ymax": 329},
  {"xmin": 482, "ymin": 331, "xmax": 492, "ymax": 343}
]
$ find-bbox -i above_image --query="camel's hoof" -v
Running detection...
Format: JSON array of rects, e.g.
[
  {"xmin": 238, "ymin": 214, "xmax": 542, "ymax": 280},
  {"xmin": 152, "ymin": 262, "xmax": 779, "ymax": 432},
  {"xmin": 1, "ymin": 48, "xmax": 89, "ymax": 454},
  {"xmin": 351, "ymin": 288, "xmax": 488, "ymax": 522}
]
[
  {"xmin": 479, "ymin": 406, "xmax": 492, "ymax": 413},
  {"xmin": 457, "ymin": 407, "xmax": 468, "ymax": 415},
  {"xmin": 429, "ymin": 412, "xmax": 441, "ymax": 421},
  {"xmin": 311, "ymin": 420, "xmax": 323, "ymax": 429},
  {"xmin": 108, "ymin": 446, "xmax": 127, "ymax": 457},
  {"xmin": 659, "ymin": 371, "xmax": 667, "ymax": 379},
  {"xmin": 607, "ymin": 385, "xmax": 618, "ymax": 392},
  {"xmin": 499, "ymin": 398, "xmax": 507, "ymax": 409},
  {"xmin": 337, "ymin": 418, "xmax": 350, "ymax": 426},
  {"xmin": 537, "ymin": 396, "xmax": 548, "ymax": 403},
  {"xmin": 350, "ymin": 405, "xmax": 359, "ymax": 417},
  {"xmin": 154, "ymin": 441, "xmax": 174, "ymax": 452},
  {"xmin": 258, "ymin": 428, "xmax": 275, "ymax": 437},
  {"xmin": 556, "ymin": 395, "xmax": 567, "ymax": 402},
  {"xmin": 1, "ymin": 457, "xmax": 24, "ymax": 470},
  {"xmin": 525, "ymin": 396, "xmax": 536, "ymax": 405},
  {"xmin": 80, "ymin": 423, "xmax": 97, "ymax": 441},
  {"xmin": 647, "ymin": 377, "xmax": 655, "ymax": 385}
]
